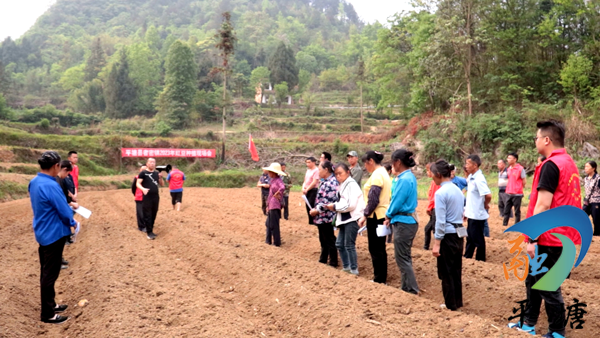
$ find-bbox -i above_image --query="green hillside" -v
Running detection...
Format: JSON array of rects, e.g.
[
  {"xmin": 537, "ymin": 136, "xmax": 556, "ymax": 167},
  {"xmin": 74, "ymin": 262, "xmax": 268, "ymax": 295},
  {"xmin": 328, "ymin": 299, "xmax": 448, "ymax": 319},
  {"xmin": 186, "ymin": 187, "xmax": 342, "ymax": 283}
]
[{"xmin": 0, "ymin": 0, "xmax": 377, "ymax": 110}]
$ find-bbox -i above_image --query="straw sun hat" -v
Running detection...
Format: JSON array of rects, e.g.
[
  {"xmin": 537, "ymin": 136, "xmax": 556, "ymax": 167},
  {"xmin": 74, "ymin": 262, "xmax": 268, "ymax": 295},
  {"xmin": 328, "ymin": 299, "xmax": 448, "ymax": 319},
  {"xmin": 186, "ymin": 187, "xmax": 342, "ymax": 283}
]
[{"xmin": 263, "ymin": 162, "xmax": 287, "ymax": 176}]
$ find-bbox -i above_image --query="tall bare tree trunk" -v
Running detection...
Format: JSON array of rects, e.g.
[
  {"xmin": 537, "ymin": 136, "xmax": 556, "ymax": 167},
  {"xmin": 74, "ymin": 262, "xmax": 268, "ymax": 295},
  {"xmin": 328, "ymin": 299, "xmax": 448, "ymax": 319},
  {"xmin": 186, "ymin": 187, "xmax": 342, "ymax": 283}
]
[
  {"xmin": 360, "ymin": 83, "xmax": 363, "ymax": 133},
  {"xmin": 221, "ymin": 73, "xmax": 227, "ymax": 162},
  {"xmin": 466, "ymin": 1, "xmax": 473, "ymax": 116}
]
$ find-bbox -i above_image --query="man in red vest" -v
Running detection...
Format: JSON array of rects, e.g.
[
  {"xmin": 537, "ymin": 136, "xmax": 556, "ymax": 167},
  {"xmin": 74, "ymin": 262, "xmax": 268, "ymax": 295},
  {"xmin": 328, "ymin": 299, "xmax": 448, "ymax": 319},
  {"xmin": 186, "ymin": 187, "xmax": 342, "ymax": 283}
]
[
  {"xmin": 508, "ymin": 120, "xmax": 581, "ymax": 338},
  {"xmin": 503, "ymin": 152, "xmax": 527, "ymax": 226},
  {"xmin": 167, "ymin": 165, "xmax": 186, "ymax": 211}
]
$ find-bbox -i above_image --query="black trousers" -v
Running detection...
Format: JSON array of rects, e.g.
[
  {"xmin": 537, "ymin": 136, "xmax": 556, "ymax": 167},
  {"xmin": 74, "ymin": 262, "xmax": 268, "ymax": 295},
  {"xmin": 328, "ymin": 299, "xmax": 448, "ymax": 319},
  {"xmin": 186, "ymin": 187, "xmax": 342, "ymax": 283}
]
[
  {"xmin": 283, "ymin": 196, "xmax": 289, "ymax": 220},
  {"xmin": 143, "ymin": 194, "xmax": 159, "ymax": 234},
  {"xmin": 367, "ymin": 214, "xmax": 387, "ymax": 283},
  {"xmin": 524, "ymin": 245, "xmax": 566, "ymax": 335},
  {"xmin": 135, "ymin": 201, "xmax": 145, "ymax": 230},
  {"xmin": 39, "ymin": 236, "xmax": 68, "ymax": 319},
  {"xmin": 304, "ymin": 188, "xmax": 318, "ymax": 225},
  {"xmin": 464, "ymin": 218, "xmax": 486, "ymax": 261},
  {"xmin": 261, "ymin": 193, "xmax": 268, "ymax": 216},
  {"xmin": 265, "ymin": 209, "xmax": 281, "ymax": 246},
  {"xmin": 316, "ymin": 222, "xmax": 338, "ymax": 267},
  {"xmin": 424, "ymin": 209, "xmax": 436, "ymax": 250},
  {"xmin": 503, "ymin": 195, "xmax": 522, "ymax": 225},
  {"xmin": 437, "ymin": 233, "xmax": 464, "ymax": 311},
  {"xmin": 589, "ymin": 203, "xmax": 600, "ymax": 236},
  {"xmin": 498, "ymin": 189, "xmax": 513, "ymax": 218}
]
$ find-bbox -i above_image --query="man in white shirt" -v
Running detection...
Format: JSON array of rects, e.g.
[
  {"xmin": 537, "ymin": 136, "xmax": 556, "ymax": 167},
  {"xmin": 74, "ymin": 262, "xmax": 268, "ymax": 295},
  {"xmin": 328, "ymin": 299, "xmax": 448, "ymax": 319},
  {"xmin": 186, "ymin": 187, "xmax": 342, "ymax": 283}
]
[{"xmin": 464, "ymin": 154, "xmax": 492, "ymax": 262}]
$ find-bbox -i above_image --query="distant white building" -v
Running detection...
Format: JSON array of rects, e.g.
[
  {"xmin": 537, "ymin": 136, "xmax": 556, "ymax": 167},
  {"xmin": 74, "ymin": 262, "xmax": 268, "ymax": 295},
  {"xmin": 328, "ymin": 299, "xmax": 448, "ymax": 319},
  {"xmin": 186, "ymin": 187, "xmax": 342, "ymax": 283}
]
[{"xmin": 255, "ymin": 83, "xmax": 292, "ymax": 105}]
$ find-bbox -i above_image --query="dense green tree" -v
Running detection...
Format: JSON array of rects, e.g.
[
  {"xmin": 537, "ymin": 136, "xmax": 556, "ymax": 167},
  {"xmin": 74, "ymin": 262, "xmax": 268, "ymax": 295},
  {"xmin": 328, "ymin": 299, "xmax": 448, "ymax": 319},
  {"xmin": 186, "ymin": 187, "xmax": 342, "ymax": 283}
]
[
  {"xmin": 156, "ymin": 40, "xmax": 197, "ymax": 129},
  {"xmin": 58, "ymin": 64, "xmax": 85, "ymax": 92},
  {"xmin": 269, "ymin": 42, "xmax": 299, "ymax": 89},
  {"xmin": 68, "ymin": 79, "xmax": 105, "ymax": 113},
  {"xmin": 104, "ymin": 49, "xmax": 138, "ymax": 118},
  {"xmin": 0, "ymin": 60, "xmax": 9, "ymax": 95},
  {"xmin": 274, "ymin": 81, "xmax": 289, "ymax": 109},
  {"xmin": 127, "ymin": 42, "xmax": 161, "ymax": 113},
  {"xmin": 83, "ymin": 38, "xmax": 106, "ymax": 82},
  {"xmin": 0, "ymin": 93, "xmax": 10, "ymax": 120},
  {"xmin": 145, "ymin": 25, "xmax": 161, "ymax": 51},
  {"xmin": 559, "ymin": 54, "xmax": 594, "ymax": 105},
  {"xmin": 250, "ymin": 66, "xmax": 270, "ymax": 102}
]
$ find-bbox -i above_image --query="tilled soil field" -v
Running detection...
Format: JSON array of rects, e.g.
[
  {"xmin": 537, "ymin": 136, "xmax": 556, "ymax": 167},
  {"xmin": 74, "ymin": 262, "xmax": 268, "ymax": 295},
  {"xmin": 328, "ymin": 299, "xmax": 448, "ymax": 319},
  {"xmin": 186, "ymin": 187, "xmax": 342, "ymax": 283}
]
[{"xmin": 1, "ymin": 187, "xmax": 598, "ymax": 337}]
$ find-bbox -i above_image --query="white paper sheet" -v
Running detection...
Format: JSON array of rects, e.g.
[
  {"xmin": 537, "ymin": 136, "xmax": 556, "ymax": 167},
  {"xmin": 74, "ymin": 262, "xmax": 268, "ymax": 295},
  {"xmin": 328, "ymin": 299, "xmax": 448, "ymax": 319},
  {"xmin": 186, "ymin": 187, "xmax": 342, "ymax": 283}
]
[
  {"xmin": 302, "ymin": 195, "xmax": 313, "ymax": 210},
  {"xmin": 376, "ymin": 224, "xmax": 391, "ymax": 237},
  {"xmin": 358, "ymin": 225, "xmax": 367, "ymax": 235},
  {"xmin": 74, "ymin": 206, "xmax": 92, "ymax": 219}
]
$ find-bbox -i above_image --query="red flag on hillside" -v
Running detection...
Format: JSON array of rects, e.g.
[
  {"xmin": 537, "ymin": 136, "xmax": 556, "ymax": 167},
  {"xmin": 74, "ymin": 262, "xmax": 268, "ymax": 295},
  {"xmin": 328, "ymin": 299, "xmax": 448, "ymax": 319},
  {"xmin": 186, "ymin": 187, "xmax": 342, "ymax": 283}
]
[{"xmin": 249, "ymin": 134, "xmax": 259, "ymax": 162}]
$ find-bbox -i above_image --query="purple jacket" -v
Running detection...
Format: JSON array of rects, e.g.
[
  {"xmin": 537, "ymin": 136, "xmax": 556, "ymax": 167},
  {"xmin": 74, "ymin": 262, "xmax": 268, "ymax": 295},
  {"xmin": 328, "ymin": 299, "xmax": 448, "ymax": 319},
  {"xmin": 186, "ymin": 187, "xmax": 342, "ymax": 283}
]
[{"xmin": 267, "ymin": 176, "xmax": 285, "ymax": 210}]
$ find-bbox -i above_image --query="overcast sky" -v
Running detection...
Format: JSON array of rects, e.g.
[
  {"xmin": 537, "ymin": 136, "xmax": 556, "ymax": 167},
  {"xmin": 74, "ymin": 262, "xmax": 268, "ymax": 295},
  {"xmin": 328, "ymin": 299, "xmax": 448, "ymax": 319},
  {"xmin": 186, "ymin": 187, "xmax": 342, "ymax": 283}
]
[{"xmin": 0, "ymin": 0, "xmax": 415, "ymax": 41}]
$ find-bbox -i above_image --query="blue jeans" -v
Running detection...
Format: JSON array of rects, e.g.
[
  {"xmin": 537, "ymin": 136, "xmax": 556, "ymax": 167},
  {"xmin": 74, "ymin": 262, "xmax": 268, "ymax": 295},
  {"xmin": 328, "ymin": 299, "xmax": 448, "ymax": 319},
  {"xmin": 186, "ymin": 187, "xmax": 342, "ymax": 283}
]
[
  {"xmin": 484, "ymin": 220, "xmax": 489, "ymax": 238},
  {"xmin": 336, "ymin": 220, "xmax": 359, "ymax": 270}
]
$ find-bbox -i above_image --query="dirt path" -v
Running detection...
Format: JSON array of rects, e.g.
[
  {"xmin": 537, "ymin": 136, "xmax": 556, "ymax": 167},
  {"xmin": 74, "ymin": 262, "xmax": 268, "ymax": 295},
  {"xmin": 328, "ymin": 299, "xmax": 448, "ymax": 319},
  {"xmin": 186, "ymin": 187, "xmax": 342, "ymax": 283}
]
[{"xmin": 1, "ymin": 188, "xmax": 597, "ymax": 337}]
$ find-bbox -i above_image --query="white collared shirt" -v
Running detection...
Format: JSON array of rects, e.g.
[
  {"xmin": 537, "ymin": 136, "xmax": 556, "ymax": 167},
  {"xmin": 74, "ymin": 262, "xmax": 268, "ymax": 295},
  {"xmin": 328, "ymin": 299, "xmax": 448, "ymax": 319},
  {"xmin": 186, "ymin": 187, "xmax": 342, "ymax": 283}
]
[{"xmin": 465, "ymin": 169, "xmax": 491, "ymax": 220}]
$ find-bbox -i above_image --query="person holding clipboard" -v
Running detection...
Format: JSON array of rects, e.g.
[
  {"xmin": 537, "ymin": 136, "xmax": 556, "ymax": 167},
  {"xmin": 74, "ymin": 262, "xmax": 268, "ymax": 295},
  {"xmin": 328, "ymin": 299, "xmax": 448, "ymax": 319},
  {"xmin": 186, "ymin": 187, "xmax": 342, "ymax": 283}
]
[{"xmin": 358, "ymin": 151, "xmax": 391, "ymax": 284}]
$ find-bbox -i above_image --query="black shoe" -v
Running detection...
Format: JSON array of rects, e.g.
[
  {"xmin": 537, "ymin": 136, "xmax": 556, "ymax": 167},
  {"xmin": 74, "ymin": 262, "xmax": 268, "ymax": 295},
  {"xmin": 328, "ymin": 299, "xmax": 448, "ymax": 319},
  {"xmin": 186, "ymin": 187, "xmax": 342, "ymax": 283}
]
[
  {"xmin": 54, "ymin": 304, "xmax": 68, "ymax": 313},
  {"xmin": 139, "ymin": 227, "xmax": 147, "ymax": 233},
  {"xmin": 62, "ymin": 259, "xmax": 69, "ymax": 265},
  {"xmin": 147, "ymin": 232, "xmax": 157, "ymax": 240},
  {"xmin": 42, "ymin": 315, "xmax": 69, "ymax": 324}
]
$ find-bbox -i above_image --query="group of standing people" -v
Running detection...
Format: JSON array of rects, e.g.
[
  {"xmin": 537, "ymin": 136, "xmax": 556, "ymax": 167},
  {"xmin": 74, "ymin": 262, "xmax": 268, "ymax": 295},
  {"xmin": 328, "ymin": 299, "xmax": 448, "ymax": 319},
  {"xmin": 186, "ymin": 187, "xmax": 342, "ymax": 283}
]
[
  {"xmin": 257, "ymin": 119, "xmax": 584, "ymax": 338},
  {"xmin": 132, "ymin": 158, "xmax": 186, "ymax": 240}
]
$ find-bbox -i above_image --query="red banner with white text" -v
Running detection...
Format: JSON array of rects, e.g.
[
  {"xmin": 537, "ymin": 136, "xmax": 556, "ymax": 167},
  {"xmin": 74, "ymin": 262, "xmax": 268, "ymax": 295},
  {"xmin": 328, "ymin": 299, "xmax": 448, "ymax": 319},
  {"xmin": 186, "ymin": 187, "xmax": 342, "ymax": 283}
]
[{"xmin": 121, "ymin": 148, "xmax": 216, "ymax": 158}]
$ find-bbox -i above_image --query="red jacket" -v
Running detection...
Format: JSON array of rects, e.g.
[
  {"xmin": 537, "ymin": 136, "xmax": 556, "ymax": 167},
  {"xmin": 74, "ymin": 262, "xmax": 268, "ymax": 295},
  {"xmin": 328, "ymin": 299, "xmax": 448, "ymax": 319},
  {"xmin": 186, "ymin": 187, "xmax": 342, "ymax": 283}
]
[
  {"xmin": 526, "ymin": 149, "xmax": 582, "ymax": 246},
  {"xmin": 427, "ymin": 181, "xmax": 441, "ymax": 212},
  {"xmin": 71, "ymin": 164, "xmax": 79, "ymax": 189},
  {"xmin": 133, "ymin": 175, "xmax": 143, "ymax": 201},
  {"xmin": 506, "ymin": 163, "xmax": 525, "ymax": 195}
]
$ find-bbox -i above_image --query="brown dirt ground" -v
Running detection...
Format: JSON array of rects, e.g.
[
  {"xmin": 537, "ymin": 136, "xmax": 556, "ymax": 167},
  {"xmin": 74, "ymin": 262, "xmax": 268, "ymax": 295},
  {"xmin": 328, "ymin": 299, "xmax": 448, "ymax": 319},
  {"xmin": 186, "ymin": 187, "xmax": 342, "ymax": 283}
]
[{"xmin": 1, "ymin": 188, "xmax": 598, "ymax": 337}]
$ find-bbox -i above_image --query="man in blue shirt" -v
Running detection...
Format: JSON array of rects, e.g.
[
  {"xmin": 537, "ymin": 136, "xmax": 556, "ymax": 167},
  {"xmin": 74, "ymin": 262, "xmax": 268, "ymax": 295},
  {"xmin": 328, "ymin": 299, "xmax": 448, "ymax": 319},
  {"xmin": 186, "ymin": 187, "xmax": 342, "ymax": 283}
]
[{"xmin": 29, "ymin": 151, "xmax": 76, "ymax": 324}]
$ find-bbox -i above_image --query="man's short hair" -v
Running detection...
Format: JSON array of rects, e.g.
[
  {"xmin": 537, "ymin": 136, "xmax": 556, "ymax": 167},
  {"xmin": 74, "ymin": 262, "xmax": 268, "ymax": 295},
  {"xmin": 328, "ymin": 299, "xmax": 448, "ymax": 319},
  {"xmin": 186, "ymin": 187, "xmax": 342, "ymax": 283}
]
[
  {"xmin": 322, "ymin": 152, "xmax": 332, "ymax": 161},
  {"xmin": 60, "ymin": 160, "xmax": 73, "ymax": 172},
  {"xmin": 507, "ymin": 152, "xmax": 518, "ymax": 161},
  {"xmin": 466, "ymin": 154, "xmax": 482, "ymax": 167},
  {"xmin": 306, "ymin": 156, "xmax": 317, "ymax": 163},
  {"xmin": 537, "ymin": 120, "xmax": 565, "ymax": 147},
  {"xmin": 38, "ymin": 151, "xmax": 61, "ymax": 170},
  {"xmin": 68, "ymin": 151, "xmax": 77, "ymax": 157},
  {"xmin": 498, "ymin": 159, "xmax": 506, "ymax": 165}
]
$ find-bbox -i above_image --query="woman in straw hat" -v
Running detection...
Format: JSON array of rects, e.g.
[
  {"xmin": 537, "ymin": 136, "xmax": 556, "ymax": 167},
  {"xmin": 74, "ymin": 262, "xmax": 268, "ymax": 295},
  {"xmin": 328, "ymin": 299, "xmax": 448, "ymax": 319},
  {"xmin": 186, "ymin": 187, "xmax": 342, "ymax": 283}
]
[{"xmin": 263, "ymin": 162, "xmax": 286, "ymax": 247}]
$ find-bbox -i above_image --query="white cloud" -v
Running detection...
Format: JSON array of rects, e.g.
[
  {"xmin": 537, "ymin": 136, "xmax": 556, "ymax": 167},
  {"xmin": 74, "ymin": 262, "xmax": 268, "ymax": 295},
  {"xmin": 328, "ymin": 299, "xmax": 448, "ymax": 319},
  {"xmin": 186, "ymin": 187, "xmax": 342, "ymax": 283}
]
[{"xmin": 0, "ymin": 0, "xmax": 56, "ymax": 40}]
